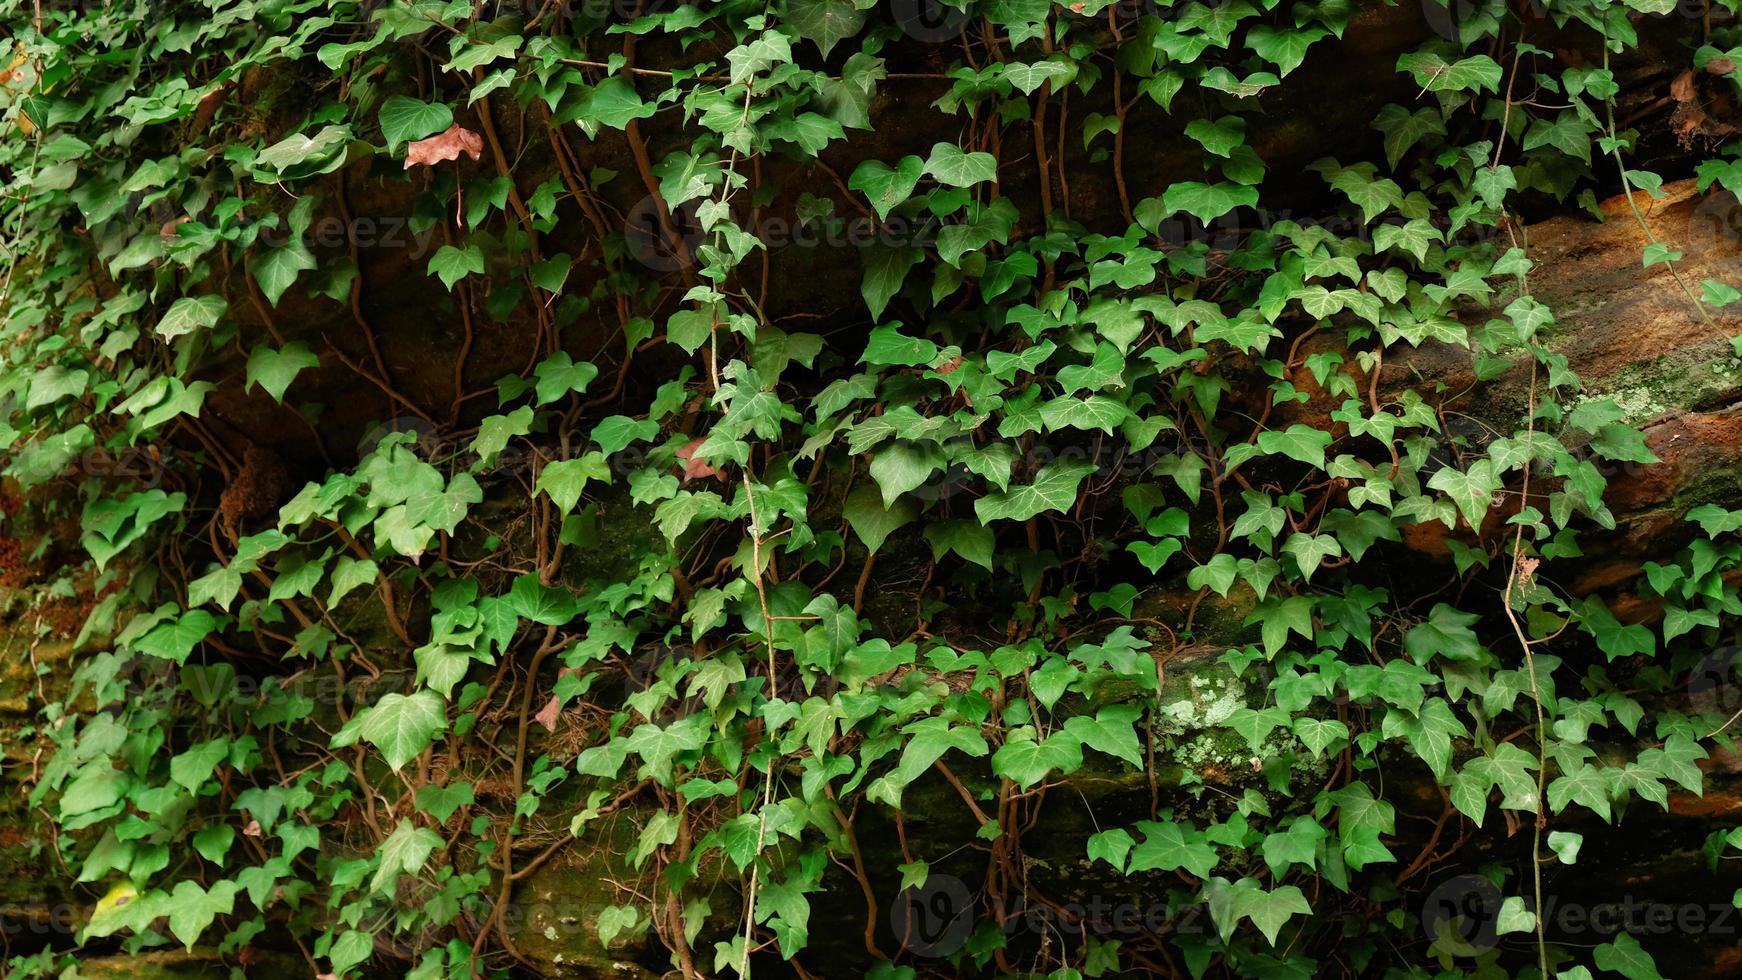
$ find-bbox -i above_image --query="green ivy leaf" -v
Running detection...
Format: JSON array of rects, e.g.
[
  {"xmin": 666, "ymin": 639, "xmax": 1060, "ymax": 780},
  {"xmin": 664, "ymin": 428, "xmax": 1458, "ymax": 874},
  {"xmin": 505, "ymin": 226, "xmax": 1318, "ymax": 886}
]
[
  {"xmin": 1240, "ymin": 883, "xmax": 1312, "ymax": 946},
  {"xmin": 191, "ymin": 824, "xmax": 234, "ymax": 866},
  {"xmin": 245, "ymin": 342, "xmax": 320, "ymax": 403},
  {"xmin": 415, "ymin": 781, "xmax": 475, "ymax": 823},
  {"xmin": 1188, "ymin": 553, "xmax": 1239, "ymax": 596},
  {"xmin": 974, "ymin": 459, "xmax": 1097, "ymax": 524},
  {"xmin": 1246, "ymin": 24, "xmax": 1326, "ymax": 77},
  {"xmin": 991, "ymin": 729, "xmax": 1084, "ymax": 788},
  {"xmin": 427, "ymin": 243, "xmax": 485, "ymax": 291},
  {"xmin": 1428, "ymin": 458, "xmax": 1500, "ymax": 530},
  {"xmin": 848, "ymin": 156, "xmax": 924, "ymax": 220},
  {"xmin": 155, "ymin": 295, "xmax": 226, "ymax": 340},
  {"xmin": 1128, "ymin": 820, "xmax": 1218, "ymax": 878},
  {"xmin": 135, "ymin": 610, "xmax": 220, "ymax": 664},
  {"xmin": 506, "ymin": 573, "xmax": 581, "ymax": 626},
  {"xmin": 843, "ymin": 484, "xmax": 917, "ymax": 554},
  {"xmin": 329, "ymin": 930, "xmax": 374, "ymax": 975},
  {"xmin": 1701, "ymin": 278, "xmax": 1740, "ymax": 307},
  {"xmin": 923, "ymin": 519, "xmax": 994, "ymax": 570},
  {"xmin": 1256, "ymin": 424, "xmax": 1333, "ymax": 469},
  {"xmin": 625, "ymin": 715, "xmax": 710, "ymax": 785},
  {"xmin": 1396, "ymin": 52, "xmax": 1503, "ymax": 93},
  {"xmin": 1002, "ymin": 59, "xmax": 1076, "ymax": 96},
  {"xmin": 24, "ymin": 365, "xmax": 88, "ymax": 410},
  {"xmin": 1403, "ymin": 604, "xmax": 1484, "ymax": 664},
  {"xmin": 1177, "ymin": 115, "xmax": 1247, "ymax": 156},
  {"xmin": 1547, "ymin": 763, "xmax": 1613, "ymax": 822},
  {"xmin": 252, "ymin": 241, "xmax": 317, "ymax": 307},
  {"xmin": 860, "ymin": 323, "xmax": 940, "ymax": 367},
  {"xmin": 379, "ymin": 95, "xmax": 453, "ymax": 151},
  {"xmin": 168, "ymin": 738, "xmax": 229, "ymax": 792},
  {"xmin": 1548, "ymin": 830, "xmax": 1582, "ymax": 864},
  {"xmin": 166, "ymin": 879, "xmax": 239, "ymax": 949},
  {"xmin": 1593, "ymin": 932, "xmax": 1664, "ymax": 980},
  {"xmin": 923, "ymin": 142, "xmax": 998, "ymax": 187},
  {"xmin": 1062, "ymin": 704, "xmax": 1144, "ymax": 767},
  {"xmin": 860, "ymin": 244, "xmax": 924, "ymax": 319},
  {"xmin": 372, "ymin": 819, "xmax": 444, "ymax": 893},
  {"xmin": 254, "ymin": 125, "xmax": 351, "ymax": 179},
  {"xmin": 534, "ymin": 352, "xmax": 601, "ymax": 405},
  {"xmin": 582, "ymin": 76, "xmax": 658, "ymax": 130},
  {"xmin": 784, "ymin": 0, "xmax": 867, "ymax": 57},
  {"xmin": 354, "ymin": 691, "xmax": 449, "ymax": 771},
  {"xmin": 1293, "ymin": 716, "xmax": 1349, "ymax": 755},
  {"xmin": 1161, "ymin": 180, "xmax": 1259, "ymax": 223},
  {"xmin": 1087, "ymin": 828, "xmax": 1134, "ymax": 872},
  {"xmin": 536, "ymin": 453, "xmax": 613, "ymax": 516}
]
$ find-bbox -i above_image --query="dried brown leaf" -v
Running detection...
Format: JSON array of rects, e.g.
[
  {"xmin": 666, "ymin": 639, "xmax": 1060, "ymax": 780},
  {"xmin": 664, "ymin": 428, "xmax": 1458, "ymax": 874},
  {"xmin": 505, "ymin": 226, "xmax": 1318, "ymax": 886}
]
[
  {"xmin": 404, "ymin": 123, "xmax": 483, "ymax": 169},
  {"xmin": 676, "ymin": 437, "xmax": 726, "ymax": 483},
  {"xmin": 1673, "ymin": 69, "xmax": 1696, "ymax": 102},
  {"xmin": 1517, "ymin": 556, "xmax": 1540, "ymax": 585},
  {"xmin": 191, "ymin": 84, "xmax": 227, "ymax": 134},
  {"xmin": 534, "ymin": 695, "xmax": 560, "ymax": 732}
]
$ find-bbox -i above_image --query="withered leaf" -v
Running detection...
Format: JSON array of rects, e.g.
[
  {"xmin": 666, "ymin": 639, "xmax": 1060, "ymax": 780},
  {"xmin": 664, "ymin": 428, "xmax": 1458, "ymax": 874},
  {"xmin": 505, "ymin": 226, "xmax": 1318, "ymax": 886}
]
[
  {"xmin": 191, "ymin": 84, "xmax": 227, "ymax": 134},
  {"xmin": 1673, "ymin": 70, "xmax": 1696, "ymax": 102},
  {"xmin": 404, "ymin": 123, "xmax": 483, "ymax": 169},
  {"xmin": 676, "ymin": 437, "xmax": 726, "ymax": 483},
  {"xmin": 534, "ymin": 695, "xmax": 560, "ymax": 732}
]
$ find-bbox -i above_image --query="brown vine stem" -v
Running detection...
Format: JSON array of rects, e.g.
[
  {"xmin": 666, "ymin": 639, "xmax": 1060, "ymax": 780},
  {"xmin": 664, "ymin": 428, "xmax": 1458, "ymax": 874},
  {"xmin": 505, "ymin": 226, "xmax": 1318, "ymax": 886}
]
[
  {"xmin": 1497, "ymin": 212, "xmax": 1549, "ymax": 980},
  {"xmin": 737, "ymin": 472, "xmax": 779, "ymax": 979},
  {"xmin": 672, "ymin": 77, "xmax": 772, "ymax": 974},
  {"xmin": 476, "ymin": 625, "xmax": 560, "ymax": 970},
  {"xmin": 1111, "ymin": 71, "xmax": 1135, "ymax": 228},
  {"xmin": 826, "ymin": 772, "xmax": 886, "ymax": 958},
  {"xmin": 334, "ymin": 174, "xmax": 398, "ymax": 384}
]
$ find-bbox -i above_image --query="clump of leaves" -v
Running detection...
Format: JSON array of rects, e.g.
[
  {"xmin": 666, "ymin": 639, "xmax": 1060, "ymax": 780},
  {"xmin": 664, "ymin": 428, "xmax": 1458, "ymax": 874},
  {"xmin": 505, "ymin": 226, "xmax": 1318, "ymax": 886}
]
[{"xmin": 1, "ymin": 0, "xmax": 1739, "ymax": 978}]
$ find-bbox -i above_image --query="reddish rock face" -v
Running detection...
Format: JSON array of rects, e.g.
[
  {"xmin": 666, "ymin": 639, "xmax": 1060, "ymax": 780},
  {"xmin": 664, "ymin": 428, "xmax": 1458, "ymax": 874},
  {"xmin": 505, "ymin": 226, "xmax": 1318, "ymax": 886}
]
[
  {"xmin": 1241, "ymin": 181, "xmax": 1742, "ymax": 648},
  {"xmin": 1620, "ymin": 408, "xmax": 1742, "ymax": 511}
]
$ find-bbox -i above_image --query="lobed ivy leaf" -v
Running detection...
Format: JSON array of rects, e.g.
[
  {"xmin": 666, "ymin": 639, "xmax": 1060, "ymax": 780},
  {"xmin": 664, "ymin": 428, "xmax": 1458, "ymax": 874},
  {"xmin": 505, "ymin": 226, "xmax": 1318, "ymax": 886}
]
[
  {"xmin": 1129, "ymin": 820, "xmax": 1219, "ymax": 879},
  {"xmin": 245, "ymin": 342, "xmax": 320, "ymax": 403},
  {"xmin": 1256, "ymin": 424, "xmax": 1333, "ymax": 469},
  {"xmin": 1396, "ymin": 52, "xmax": 1503, "ymax": 93},
  {"xmin": 923, "ymin": 142, "xmax": 998, "ymax": 187},
  {"xmin": 166, "ymin": 880, "xmax": 239, "ymax": 950},
  {"xmin": 848, "ymin": 156, "xmax": 924, "ymax": 220},
  {"xmin": 379, "ymin": 95, "xmax": 453, "ymax": 151},
  {"xmin": 991, "ymin": 729, "xmax": 1084, "ymax": 788},
  {"xmin": 842, "ymin": 484, "xmax": 917, "ymax": 554},
  {"xmin": 252, "ymin": 242, "xmax": 317, "ymax": 307},
  {"xmin": 1161, "ymin": 180, "xmax": 1259, "ymax": 224},
  {"xmin": 782, "ymin": 0, "xmax": 866, "ymax": 56},
  {"xmin": 974, "ymin": 459, "xmax": 1097, "ymax": 524},
  {"xmin": 352, "ymin": 691, "xmax": 448, "ymax": 771},
  {"xmin": 372, "ymin": 819, "xmax": 444, "ymax": 893},
  {"xmin": 156, "ymin": 295, "xmax": 225, "ymax": 340}
]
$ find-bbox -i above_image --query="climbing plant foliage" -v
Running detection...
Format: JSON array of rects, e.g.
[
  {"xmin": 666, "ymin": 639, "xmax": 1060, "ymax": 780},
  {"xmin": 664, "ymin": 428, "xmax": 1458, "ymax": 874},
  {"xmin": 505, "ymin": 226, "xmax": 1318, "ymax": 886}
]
[{"xmin": 5, "ymin": 0, "xmax": 1742, "ymax": 977}]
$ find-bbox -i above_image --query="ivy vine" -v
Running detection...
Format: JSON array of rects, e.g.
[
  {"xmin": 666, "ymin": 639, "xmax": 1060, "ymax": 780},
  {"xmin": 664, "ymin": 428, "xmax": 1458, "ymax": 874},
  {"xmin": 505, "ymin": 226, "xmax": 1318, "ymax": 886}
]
[{"xmin": 3, "ymin": 0, "xmax": 1742, "ymax": 978}]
